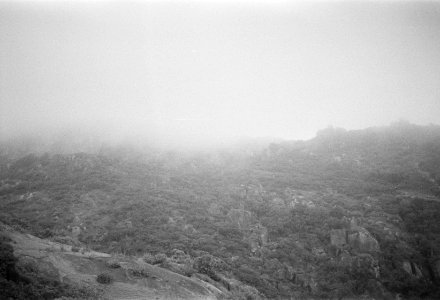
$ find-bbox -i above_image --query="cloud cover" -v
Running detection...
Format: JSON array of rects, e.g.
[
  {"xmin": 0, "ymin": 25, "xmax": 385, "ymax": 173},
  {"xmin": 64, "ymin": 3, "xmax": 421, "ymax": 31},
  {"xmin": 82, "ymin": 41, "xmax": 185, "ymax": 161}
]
[{"xmin": 1, "ymin": 1, "xmax": 440, "ymax": 147}]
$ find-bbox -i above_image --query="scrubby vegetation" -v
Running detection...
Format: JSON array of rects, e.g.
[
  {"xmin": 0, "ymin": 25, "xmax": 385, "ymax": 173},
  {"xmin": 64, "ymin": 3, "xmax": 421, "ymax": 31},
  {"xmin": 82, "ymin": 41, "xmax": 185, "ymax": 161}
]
[
  {"xmin": 1, "ymin": 122, "xmax": 440, "ymax": 298},
  {"xmin": 96, "ymin": 273, "xmax": 114, "ymax": 284}
]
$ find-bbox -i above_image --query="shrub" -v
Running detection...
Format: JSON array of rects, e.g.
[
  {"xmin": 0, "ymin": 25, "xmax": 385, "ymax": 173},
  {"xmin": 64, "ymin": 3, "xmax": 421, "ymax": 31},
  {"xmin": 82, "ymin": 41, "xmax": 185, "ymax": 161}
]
[
  {"xmin": 143, "ymin": 252, "xmax": 168, "ymax": 265},
  {"xmin": 106, "ymin": 258, "xmax": 121, "ymax": 269},
  {"xmin": 153, "ymin": 253, "xmax": 167, "ymax": 265},
  {"xmin": 193, "ymin": 254, "xmax": 228, "ymax": 278},
  {"xmin": 142, "ymin": 252, "xmax": 155, "ymax": 264},
  {"xmin": 96, "ymin": 273, "xmax": 114, "ymax": 284}
]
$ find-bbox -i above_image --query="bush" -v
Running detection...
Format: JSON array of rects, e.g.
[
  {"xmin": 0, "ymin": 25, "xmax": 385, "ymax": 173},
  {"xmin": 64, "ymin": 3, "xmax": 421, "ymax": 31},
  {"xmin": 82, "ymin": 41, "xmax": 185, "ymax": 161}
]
[
  {"xmin": 149, "ymin": 253, "xmax": 167, "ymax": 265},
  {"xmin": 143, "ymin": 252, "xmax": 168, "ymax": 265},
  {"xmin": 106, "ymin": 258, "xmax": 121, "ymax": 269},
  {"xmin": 96, "ymin": 273, "xmax": 113, "ymax": 284},
  {"xmin": 193, "ymin": 254, "xmax": 228, "ymax": 278},
  {"xmin": 142, "ymin": 252, "xmax": 156, "ymax": 264}
]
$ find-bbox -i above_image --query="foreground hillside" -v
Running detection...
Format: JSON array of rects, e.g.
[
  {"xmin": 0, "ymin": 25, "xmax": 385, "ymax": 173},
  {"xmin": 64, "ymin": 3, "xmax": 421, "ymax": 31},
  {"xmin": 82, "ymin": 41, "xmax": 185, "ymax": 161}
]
[
  {"xmin": 0, "ymin": 222, "xmax": 227, "ymax": 300},
  {"xmin": 1, "ymin": 122, "xmax": 440, "ymax": 299}
]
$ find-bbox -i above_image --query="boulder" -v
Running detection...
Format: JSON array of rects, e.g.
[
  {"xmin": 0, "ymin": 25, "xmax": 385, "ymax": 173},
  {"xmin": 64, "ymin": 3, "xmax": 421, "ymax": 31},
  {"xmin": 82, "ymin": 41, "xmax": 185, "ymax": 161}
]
[
  {"xmin": 348, "ymin": 227, "xmax": 380, "ymax": 253},
  {"xmin": 403, "ymin": 261, "xmax": 423, "ymax": 279},
  {"xmin": 330, "ymin": 229, "xmax": 347, "ymax": 247}
]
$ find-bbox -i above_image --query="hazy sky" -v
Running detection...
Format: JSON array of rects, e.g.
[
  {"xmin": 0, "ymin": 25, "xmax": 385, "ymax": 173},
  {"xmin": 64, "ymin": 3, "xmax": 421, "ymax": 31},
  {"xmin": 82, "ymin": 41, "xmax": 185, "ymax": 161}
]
[{"xmin": 1, "ymin": 0, "xmax": 440, "ymax": 145}]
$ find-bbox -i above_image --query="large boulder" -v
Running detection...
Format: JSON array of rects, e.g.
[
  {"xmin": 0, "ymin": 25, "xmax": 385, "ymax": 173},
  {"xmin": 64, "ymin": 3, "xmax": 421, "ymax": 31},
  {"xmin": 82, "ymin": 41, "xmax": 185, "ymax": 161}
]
[
  {"xmin": 330, "ymin": 229, "xmax": 347, "ymax": 247},
  {"xmin": 348, "ymin": 228, "xmax": 380, "ymax": 253},
  {"xmin": 402, "ymin": 261, "xmax": 423, "ymax": 279}
]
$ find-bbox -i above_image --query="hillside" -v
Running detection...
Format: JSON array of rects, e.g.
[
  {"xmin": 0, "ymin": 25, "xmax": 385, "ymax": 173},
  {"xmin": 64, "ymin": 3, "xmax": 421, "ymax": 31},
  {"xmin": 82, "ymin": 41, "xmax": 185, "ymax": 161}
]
[
  {"xmin": 0, "ymin": 222, "xmax": 225, "ymax": 300},
  {"xmin": 1, "ymin": 122, "xmax": 440, "ymax": 299}
]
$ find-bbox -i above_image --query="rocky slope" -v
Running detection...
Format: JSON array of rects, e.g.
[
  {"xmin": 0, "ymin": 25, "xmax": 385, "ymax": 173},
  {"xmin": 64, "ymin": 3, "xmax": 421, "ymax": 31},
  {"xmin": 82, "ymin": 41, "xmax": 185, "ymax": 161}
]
[
  {"xmin": 1, "ymin": 122, "xmax": 440, "ymax": 299},
  {"xmin": 0, "ymin": 222, "xmax": 227, "ymax": 300}
]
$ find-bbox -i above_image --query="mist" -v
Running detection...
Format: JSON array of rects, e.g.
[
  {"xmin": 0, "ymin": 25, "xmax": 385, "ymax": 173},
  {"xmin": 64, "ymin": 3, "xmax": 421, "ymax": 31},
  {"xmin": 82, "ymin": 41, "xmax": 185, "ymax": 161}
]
[{"xmin": 1, "ymin": 1, "xmax": 440, "ymax": 149}]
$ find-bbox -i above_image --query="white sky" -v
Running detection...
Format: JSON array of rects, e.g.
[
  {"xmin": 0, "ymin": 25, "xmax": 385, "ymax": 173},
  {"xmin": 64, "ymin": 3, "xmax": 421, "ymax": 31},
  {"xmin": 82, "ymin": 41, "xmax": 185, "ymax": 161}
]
[{"xmin": 1, "ymin": 1, "xmax": 440, "ymax": 145}]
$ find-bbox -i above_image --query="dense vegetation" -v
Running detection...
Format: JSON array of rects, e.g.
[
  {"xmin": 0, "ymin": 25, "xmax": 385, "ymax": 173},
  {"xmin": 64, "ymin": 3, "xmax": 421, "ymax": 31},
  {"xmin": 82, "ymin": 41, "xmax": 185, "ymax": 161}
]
[{"xmin": 1, "ymin": 122, "xmax": 440, "ymax": 299}]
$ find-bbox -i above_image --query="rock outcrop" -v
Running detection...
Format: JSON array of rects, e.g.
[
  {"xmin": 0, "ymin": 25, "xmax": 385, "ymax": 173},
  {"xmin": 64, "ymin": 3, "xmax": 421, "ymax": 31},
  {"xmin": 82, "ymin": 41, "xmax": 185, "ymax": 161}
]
[
  {"xmin": 348, "ymin": 227, "xmax": 380, "ymax": 253},
  {"xmin": 0, "ymin": 222, "xmax": 225, "ymax": 300},
  {"xmin": 402, "ymin": 261, "xmax": 423, "ymax": 279},
  {"xmin": 330, "ymin": 229, "xmax": 347, "ymax": 247}
]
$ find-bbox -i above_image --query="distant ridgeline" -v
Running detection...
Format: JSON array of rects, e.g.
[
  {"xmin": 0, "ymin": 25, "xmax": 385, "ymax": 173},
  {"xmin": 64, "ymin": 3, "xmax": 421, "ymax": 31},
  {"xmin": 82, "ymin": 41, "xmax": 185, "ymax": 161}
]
[{"xmin": 1, "ymin": 122, "xmax": 440, "ymax": 299}]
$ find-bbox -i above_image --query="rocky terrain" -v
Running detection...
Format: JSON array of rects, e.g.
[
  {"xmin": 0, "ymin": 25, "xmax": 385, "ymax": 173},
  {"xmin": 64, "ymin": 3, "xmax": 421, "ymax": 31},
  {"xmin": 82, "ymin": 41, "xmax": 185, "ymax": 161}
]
[
  {"xmin": 1, "ymin": 121, "xmax": 440, "ymax": 299},
  {"xmin": 0, "ymin": 222, "xmax": 228, "ymax": 300}
]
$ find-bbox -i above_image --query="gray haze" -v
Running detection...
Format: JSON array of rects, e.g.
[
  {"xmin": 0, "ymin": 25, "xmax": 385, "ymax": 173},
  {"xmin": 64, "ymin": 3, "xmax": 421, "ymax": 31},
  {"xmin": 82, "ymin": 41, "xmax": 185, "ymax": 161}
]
[{"xmin": 1, "ymin": 1, "xmax": 440, "ymax": 147}]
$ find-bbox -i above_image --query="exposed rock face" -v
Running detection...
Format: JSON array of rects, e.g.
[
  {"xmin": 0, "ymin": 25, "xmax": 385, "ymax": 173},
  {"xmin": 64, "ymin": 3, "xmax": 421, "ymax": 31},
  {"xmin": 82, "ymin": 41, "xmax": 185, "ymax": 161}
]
[
  {"xmin": 348, "ymin": 228, "xmax": 380, "ymax": 253},
  {"xmin": 330, "ymin": 229, "xmax": 347, "ymax": 247},
  {"xmin": 402, "ymin": 261, "xmax": 423, "ymax": 279},
  {"xmin": 2, "ymin": 222, "xmax": 229, "ymax": 300}
]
